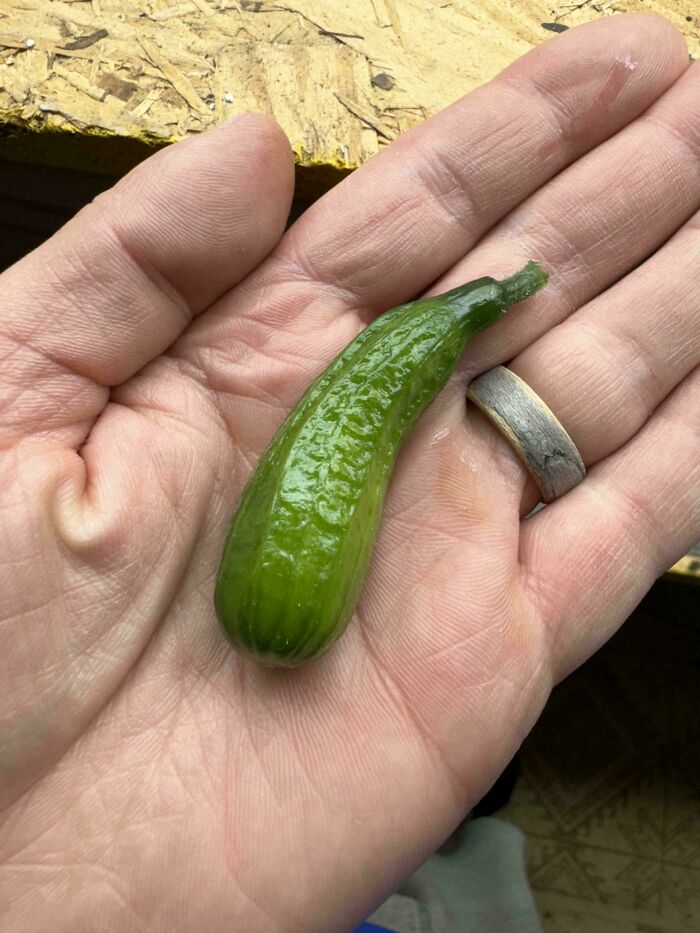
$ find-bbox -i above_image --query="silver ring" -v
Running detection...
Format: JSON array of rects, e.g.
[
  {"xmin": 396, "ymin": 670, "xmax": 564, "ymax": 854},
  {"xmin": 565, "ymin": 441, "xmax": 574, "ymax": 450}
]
[{"xmin": 466, "ymin": 366, "xmax": 586, "ymax": 503}]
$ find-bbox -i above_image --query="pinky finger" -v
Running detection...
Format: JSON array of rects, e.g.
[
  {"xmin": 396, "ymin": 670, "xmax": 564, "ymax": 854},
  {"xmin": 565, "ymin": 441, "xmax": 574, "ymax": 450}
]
[{"xmin": 519, "ymin": 365, "xmax": 700, "ymax": 681}]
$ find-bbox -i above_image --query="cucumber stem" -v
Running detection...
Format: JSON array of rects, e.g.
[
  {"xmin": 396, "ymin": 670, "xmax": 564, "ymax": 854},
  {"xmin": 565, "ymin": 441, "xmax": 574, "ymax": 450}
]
[{"xmin": 499, "ymin": 261, "xmax": 548, "ymax": 306}]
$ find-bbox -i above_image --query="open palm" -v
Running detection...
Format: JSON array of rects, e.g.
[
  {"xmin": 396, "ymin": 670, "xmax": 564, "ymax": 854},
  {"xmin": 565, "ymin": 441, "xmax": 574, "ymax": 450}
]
[{"xmin": 2, "ymin": 15, "xmax": 699, "ymax": 931}]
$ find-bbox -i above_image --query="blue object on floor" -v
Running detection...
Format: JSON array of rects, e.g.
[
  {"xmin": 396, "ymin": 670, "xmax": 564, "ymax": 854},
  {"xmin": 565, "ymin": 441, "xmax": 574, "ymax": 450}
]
[{"xmin": 353, "ymin": 924, "xmax": 397, "ymax": 933}]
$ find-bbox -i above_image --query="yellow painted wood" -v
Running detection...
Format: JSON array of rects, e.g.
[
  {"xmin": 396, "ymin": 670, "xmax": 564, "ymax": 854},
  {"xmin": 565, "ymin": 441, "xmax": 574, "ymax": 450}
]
[{"xmin": 667, "ymin": 553, "xmax": 700, "ymax": 583}]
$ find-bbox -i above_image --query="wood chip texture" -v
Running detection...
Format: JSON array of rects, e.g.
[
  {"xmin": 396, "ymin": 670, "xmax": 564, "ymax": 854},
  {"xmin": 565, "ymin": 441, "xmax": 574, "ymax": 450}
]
[{"xmin": 0, "ymin": 0, "xmax": 697, "ymax": 181}]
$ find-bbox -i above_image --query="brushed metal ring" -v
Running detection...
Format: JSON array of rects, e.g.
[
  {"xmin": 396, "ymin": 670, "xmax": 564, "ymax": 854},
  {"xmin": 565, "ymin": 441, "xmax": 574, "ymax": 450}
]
[{"xmin": 466, "ymin": 366, "xmax": 586, "ymax": 503}]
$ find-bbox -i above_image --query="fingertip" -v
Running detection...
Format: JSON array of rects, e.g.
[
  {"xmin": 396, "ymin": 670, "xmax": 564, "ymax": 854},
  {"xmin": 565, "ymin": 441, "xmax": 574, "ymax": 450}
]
[
  {"xmin": 541, "ymin": 11, "xmax": 689, "ymax": 73},
  {"xmin": 207, "ymin": 109, "xmax": 295, "ymax": 202},
  {"xmin": 497, "ymin": 11, "xmax": 690, "ymax": 150},
  {"xmin": 215, "ymin": 110, "xmax": 295, "ymax": 175},
  {"xmin": 620, "ymin": 11, "xmax": 689, "ymax": 50},
  {"xmin": 610, "ymin": 12, "xmax": 691, "ymax": 76},
  {"xmin": 212, "ymin": 110, "xmax": 296, "ymax": 240}
]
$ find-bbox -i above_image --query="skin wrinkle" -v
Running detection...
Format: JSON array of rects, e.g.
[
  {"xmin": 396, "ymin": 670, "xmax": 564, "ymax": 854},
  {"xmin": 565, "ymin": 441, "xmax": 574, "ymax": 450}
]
[
  {"xmin": 114, "ymin": 366, "xmax": 234, "ymax": 446},
  {"xmin": 644, "ymin": 110, "xmax": 700, "ymax": 169},
  {"xmin": 54, "ymin": 236, "xmax": 127, "ymax": 348},
  {"xmin": 81, "ymin": 861, "xmax": 148, "ymax": 923},
  {"xmin": 220, "ymin": 859, "xmax": 290, "ymax": 933},
  {"xmin": 418, "ymin": 620, "xmax": 494, "ymax": 670},
  {"xmin": 363, "ymin": 540, "xmax": 440, "ymax": 622},
  {"xmin": 355, "ymin": 610, "xmax": 468, "ymax": 812},
  {"xmin": 238, "ymin": 275, "xmax": 322, "ymax": 335},
  {"xmin": 0, "ymin": 359, "xmax": 100, "ymax": 455},
  {"xmin": 390, "ymin": 142, "xmax": 483, "ymax": 232},
  {"xmin": 25, "ymin": 619, "xmax": 119, "ymax": 701},
  {"xmin": 269, "ymin": 237, "xmax": 370, "ymax": 314},
  {"xmin": 0, "ymin": 765, "xmax": 74, "ymax": 859},
  {"xmin": 84, "ymin": 867, "xmax": 151, "ymax": 933},
  {"xmin": 365, "ymin": 550, "xmax": 508, "ymax": 684},
  {"xmin": 499, "ymin": 205, "xmax": 624, "ymax": 316},
  {"xmin": 606, "ymin": 482, "xmax": 680, "ymax": 575},
  {"xmin": 216, "ymin": 720, "xmax": 280, "ymax": 933},
  {"xmin": 58, "ymin": 579, "xmax": 155, "ymax": 667},
  {"xmin": 7, "ymin": 383, "xmax": 101, "ymax": 439},
  {"xmin": 180, "ymin": 702, "xmax": 222, "ymax": 812},
  {"xmin": 520, "ymin": 582, "xmax": 584, "ymax": 686},
  {"xmin": 107, "ymin": 399, "xmax": 225, "ymax": 459},
  {"xmin": 496, "ymin": 73, "xmax": 584, "ymax": 156},
  {"xmin": 152, "ymin": 701, "xmax": 195, "ymax": 808},
  {"xmin": 9, "ymin": 863, "xmax": 149, "ymax": 933},
  {"xmin": 180, "ymin": 311, "xmax": 336, "ymax": 415},
  {"xmin": 501, "ymin": 204, "xmax": 589, "ymax": 284},
  {"xmin": 220, "ymin": 686, "xmax": 322, "ymax": 929},
  {"xmin": 150, "ymin": 355, "xmax": 268, "ymax": 476},
  {"xmin": 5, "ymin": 591, "xmax": 134, "ymax": 743},
  {"xmin": 579, "ymin": 315, "xmax": 669, "ymax": 413},
  {"xmin": 0, "ymin": 595, "xmax": 61, "ymax": 631},
  {"xmin": 210, "ymin": 369, "xmax": 290, "ymax": 415},
  {"xmin": 0, "ymin": 479, "xmax": 202, "ymax": 816},
  {"xmin": 101, "ymin": 214, "xmax": 194, "ymax": 330},
  {"xmin": 517, "ymin": 546, "xmax": 568, "ymax": 679},
  {"xmin": 116, "ymin": 679, "xmax": 185, "ymax": 752},
  {"xmin": 213, "ymin": 325, "xmax": 322, "ymax": 381},
  {"xmin": 0, "ymin": 330, "xmax": 109, "ymax": 396},
  {"xmin": 508, "ymin": 653, "xmax": 553, "ymax": 749},
  {"xmin": 38, "ymin": 231, "xmax": 139, "ymax": 356},
  {"xmin": 279, "ymin": 707, "xmax": 339, "ymax": 817},
  {"xmin": 238, "ymin": 671, "xmax": 287, "ymax": 814}
]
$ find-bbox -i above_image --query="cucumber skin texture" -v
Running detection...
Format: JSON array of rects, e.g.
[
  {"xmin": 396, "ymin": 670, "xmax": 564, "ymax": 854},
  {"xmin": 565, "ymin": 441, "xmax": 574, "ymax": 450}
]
[{"xmin": 215, "ymin": 267, "xmax": 545, "ymax": 666}]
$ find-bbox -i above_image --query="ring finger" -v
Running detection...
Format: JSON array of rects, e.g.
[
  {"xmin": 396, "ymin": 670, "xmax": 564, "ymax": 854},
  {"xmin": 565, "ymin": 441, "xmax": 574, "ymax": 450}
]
[
  {"xmin": 511, "ymin": 207, "xmax": 700, "ymax": 475},
  {"xmin": 424, "ymin": 62, "xmax": 700, "ymax": 507},
  {"xmin": 460, "ymin": 205, "xmax": 700, "ymax": 517},
  {"xmin": 497, "ymin": 203, "xmax": 700, "ymax": 518}
]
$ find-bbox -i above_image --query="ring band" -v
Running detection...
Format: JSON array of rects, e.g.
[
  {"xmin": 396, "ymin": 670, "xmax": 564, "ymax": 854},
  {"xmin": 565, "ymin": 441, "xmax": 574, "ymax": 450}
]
[{"xmin": 466, "ymin": 366, "xmax": 586, "ymax": 503}]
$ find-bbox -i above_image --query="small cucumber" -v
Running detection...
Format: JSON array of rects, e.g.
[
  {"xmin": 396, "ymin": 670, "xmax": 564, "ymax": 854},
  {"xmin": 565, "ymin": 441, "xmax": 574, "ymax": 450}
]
[{"xmin": 215, "ymin": 262, "xmax": 547, "ymax": 666}]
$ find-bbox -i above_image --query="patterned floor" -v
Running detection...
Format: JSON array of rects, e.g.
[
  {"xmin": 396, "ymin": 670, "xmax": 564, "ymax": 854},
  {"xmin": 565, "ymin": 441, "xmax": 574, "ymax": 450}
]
[{"xmin": 503, "ymin": 580, "xmax": 700, "ymax": 933}]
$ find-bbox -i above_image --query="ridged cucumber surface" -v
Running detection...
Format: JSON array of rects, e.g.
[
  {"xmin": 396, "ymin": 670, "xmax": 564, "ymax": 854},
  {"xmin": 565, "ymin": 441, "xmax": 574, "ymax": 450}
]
[{"xmin": 215, "ymin": 262, "xmax": 548, "ymax": 666}]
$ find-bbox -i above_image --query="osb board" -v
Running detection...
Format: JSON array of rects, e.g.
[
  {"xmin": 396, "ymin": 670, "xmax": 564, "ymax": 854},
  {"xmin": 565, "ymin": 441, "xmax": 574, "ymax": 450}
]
[
  {"xmin": 0, "ymin": 0, "xmax": 698, "ymax": 188},
  {"xmin": 502, "ymin": 581, "xmax": 700, "ymax": 933},
  {"xmin": 668, "ymin": 543, "xmax": 700, "ymax": 583}
]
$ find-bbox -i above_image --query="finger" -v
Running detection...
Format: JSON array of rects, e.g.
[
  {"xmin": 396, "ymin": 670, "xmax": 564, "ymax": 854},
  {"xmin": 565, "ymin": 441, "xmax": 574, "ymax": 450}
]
[
  {"xmin": 375, "ymin": 54, "xmax": 700, "ymax": 527},
  {"xmin": 466, "ymin": 201, "xmax": 700, "ymax": 518},
  {"xmin": 511, "ymin": 209, "xmax": 700, "ymax": 475},
  {"xmin": 0, "ymin": 114, "xmax": 293, "ymax": 446},
  {"xmin": 174, "ymin": 14, "xmax": 688, "ymax": 445},
  {"xmin": 271, "ymin": 14, "xmax": 687, "ymax": 317},
  {"xmin": 519, "ymin": 364, "xmax": 700, "ymax": 682},
  {"xmin": 428, "ymin": 57, "xmax": 700, "ymax": 378}
]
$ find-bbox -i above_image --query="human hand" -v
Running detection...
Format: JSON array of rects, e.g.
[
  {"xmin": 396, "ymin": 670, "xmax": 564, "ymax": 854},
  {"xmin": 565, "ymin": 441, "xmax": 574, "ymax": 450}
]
[{"xmin": 1, "ymin": 14, "xmax": 698, "ymax": 931}]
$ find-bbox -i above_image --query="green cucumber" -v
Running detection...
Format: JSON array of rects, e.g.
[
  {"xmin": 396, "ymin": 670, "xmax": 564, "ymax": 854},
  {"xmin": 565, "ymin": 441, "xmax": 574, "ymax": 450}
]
[{"xmin": 215, "ymin": 261, "xmax": 548, "ymax": 666}]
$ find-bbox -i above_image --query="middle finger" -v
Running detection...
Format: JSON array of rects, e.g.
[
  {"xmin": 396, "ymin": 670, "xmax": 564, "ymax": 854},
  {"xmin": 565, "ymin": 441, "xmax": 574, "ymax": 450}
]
[{"xmin": 432, "ymin": 58, "xmax": 700, "ymax": 377}]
